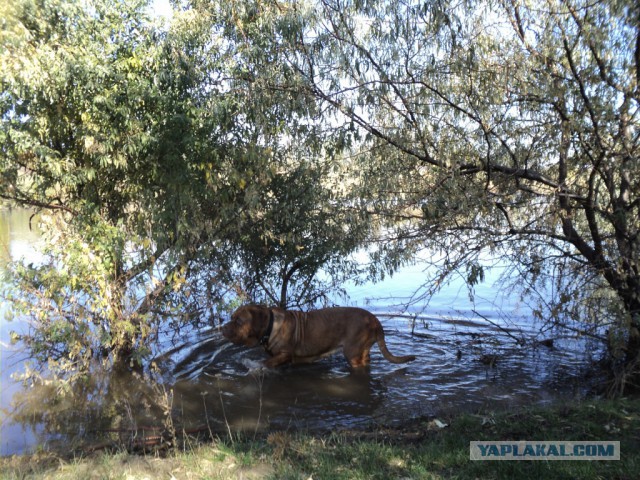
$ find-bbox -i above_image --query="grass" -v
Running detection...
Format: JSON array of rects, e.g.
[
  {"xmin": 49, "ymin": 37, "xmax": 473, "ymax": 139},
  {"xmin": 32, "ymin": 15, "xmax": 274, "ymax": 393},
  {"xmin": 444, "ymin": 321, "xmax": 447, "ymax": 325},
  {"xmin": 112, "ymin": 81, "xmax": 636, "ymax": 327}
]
[{"xmin": 2, "ymin": 397, "xmax": 640, "ymax": 479}]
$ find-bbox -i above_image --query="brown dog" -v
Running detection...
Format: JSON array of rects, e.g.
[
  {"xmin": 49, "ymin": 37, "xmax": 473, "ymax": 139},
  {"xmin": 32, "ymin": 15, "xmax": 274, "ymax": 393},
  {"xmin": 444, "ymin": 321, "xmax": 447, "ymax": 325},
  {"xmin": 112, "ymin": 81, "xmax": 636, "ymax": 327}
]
[{"xmin": 221, "ymin": 305, "xmax": 416, "ymax": 368}]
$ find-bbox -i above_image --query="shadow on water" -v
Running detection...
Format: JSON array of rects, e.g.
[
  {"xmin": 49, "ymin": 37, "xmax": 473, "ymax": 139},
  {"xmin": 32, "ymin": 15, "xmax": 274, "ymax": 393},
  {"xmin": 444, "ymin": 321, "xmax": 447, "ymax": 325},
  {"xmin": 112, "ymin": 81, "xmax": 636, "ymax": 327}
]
[{"xmin": 2, "ymin": 314, "xmax": 605, "ymax": 455}]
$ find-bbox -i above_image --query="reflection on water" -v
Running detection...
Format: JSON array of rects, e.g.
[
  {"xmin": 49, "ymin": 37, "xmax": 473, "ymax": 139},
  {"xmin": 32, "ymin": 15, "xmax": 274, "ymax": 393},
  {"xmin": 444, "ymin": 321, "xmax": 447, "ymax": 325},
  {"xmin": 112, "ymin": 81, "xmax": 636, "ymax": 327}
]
[
  {"xmin": 3, "ymin": 316, "xmax": 602, "ymax": 455},
  {"xmin": 1, "ymin": 209, "xmax": 44, "ymax": 454},
  {"xmin": 0, "ymin": 209, "xmax": 605, "ymax": 455},
  {"xmin": 163, "ymin": 315, "xmax": 600, "ymax": 434},
  {"xmin": 0, "ymin": 209, "xmax": 41, "ymax": 267}
]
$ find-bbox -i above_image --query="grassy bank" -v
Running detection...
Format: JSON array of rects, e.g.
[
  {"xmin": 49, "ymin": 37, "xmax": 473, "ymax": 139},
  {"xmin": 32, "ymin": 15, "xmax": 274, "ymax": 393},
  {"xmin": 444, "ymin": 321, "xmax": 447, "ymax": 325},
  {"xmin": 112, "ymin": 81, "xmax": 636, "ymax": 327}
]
[{"xmin": 2, "ymin": 397, "xmax": 639, "ymax": 479}]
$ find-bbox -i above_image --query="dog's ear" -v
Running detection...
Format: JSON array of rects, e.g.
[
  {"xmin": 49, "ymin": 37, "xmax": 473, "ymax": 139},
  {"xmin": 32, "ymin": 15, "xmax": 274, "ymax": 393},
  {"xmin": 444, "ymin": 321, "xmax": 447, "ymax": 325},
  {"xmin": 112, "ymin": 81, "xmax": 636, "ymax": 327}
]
[{"xmin": 246, "ymin": 305, "xmax": 270, "ymax": 338}]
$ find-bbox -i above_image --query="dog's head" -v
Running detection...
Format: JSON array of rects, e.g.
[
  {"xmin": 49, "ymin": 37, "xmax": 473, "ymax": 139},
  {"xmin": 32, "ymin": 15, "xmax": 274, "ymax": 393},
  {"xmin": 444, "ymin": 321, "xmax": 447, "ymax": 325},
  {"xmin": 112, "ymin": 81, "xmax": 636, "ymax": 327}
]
[{"xmin": 222, "ymin": 305, "xmax": 271, "ymax": 347}]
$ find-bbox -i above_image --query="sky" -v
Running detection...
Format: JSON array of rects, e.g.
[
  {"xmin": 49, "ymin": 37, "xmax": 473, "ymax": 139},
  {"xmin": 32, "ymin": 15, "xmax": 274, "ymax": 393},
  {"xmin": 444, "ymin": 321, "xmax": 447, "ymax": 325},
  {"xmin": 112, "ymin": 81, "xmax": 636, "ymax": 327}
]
[{"xmin": 149, "ymin": 0, "xmax": 173, "ymax": 21}]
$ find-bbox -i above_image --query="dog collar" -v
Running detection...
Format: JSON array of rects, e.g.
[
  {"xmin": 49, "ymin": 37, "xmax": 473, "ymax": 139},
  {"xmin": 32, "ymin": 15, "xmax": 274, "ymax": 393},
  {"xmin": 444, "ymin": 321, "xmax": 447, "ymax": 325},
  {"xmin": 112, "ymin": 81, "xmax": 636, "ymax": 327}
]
[{"xmin": 259, "ymin": 309, "xmax": 274, "ymax": 349}]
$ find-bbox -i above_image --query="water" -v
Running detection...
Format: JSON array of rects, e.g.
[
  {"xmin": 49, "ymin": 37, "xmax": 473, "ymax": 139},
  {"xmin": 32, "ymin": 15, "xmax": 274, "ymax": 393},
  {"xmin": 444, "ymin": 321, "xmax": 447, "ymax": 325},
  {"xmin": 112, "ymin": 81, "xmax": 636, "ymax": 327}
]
[
  {"xmin": 0, "ymin": 209, "xmax": 44, "ymax": 454},
  {"xmin": 0, "ymin": 209, "xmax": 603, "ymax": 455}
]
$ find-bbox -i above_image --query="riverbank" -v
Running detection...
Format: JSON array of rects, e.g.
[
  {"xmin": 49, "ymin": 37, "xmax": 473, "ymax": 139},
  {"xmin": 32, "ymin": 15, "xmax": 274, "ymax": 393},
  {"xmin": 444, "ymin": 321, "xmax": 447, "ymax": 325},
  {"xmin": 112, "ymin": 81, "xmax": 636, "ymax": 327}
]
[{"xmin": 2, "ymin": 397, "xmax": 639, "ymax": 479}]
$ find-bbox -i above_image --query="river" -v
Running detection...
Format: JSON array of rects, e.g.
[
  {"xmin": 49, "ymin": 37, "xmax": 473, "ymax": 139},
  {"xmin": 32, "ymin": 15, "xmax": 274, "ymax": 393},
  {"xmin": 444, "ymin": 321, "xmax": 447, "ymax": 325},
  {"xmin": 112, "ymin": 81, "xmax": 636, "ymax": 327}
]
[{"xmin": 0, "ymin": 209, "xmax": 604, "ymax": 455}]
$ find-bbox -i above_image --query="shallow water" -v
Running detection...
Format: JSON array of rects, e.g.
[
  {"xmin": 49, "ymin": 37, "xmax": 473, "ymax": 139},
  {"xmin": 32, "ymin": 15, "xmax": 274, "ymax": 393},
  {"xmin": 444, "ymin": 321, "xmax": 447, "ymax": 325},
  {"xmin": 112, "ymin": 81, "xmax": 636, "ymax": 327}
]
[
  {"xmin": 0, "ymin": 209, "xmax": 603, "ymax": 455},
  {"xmin": 154, "ymin": 313, "xmax": 599, "ymax": 436}
]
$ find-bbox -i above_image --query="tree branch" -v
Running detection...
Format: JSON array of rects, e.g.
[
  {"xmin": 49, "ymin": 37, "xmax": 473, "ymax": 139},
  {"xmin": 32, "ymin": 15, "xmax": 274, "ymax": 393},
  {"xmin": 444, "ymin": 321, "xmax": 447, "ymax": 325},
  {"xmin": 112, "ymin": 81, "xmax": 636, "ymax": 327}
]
[{"xmin": 0, "ymin": 193, "xmax": 78, "ymax": 216}]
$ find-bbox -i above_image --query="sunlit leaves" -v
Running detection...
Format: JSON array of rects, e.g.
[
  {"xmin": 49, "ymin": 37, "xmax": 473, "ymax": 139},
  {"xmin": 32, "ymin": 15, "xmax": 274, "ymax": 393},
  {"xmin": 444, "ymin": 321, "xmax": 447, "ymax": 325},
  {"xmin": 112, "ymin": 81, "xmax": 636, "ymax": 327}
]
[
  {"xmin": 1, "ymin": 0, "xmax": 371, "ymax": 379},
  {"xmin": 1, "ymin": 0, "xmax": 228, "ymax": 375}
]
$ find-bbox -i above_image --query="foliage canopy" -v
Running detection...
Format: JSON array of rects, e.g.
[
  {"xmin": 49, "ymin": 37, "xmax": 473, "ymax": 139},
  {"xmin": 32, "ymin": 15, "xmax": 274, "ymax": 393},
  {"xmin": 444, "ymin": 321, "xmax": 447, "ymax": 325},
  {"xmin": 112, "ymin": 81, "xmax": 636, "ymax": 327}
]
[
  {"xmin": 1, "ymin": 0, "xmax": 639, "ymax": 389},
  {"xmin": 0, "ymin": 0, "xmax": 364, "ymax": 375},
  {"xmin": 280, "ymin": 0, "xmax": 640, "ymax": 386}
]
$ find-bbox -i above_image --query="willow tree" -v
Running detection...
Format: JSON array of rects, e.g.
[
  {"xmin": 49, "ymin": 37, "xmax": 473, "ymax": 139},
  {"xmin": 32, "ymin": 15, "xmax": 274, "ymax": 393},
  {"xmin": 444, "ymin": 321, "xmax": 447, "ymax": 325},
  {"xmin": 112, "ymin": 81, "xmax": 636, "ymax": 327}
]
[
  {"xmin": 0, "ymin": 0, "xmax": 239, "ymax": 373},
  {"xmin": 260, "ymin": 0, "xmax": 640, "ymax": 387},
  {"xmin": 192, "ymin": 0, "xmax": 370, "ymax": 309},
  {"xmin": 0, "ymin": 0, "xmax": 364, "ymax": 379}
]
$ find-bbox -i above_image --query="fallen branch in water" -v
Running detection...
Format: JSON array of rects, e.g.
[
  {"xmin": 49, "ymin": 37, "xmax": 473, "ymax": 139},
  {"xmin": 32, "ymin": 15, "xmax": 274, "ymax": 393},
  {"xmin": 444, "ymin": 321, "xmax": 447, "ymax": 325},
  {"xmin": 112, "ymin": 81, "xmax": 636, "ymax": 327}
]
[{"xmin": 472, "ymin": 310, "xmax": 526, "ymax": 346}]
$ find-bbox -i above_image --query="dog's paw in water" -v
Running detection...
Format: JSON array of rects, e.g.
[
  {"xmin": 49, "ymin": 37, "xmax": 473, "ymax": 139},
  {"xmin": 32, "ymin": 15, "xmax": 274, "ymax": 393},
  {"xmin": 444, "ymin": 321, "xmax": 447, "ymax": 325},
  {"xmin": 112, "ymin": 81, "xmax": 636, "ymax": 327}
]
[{"xmin": 241, "ymin": 358, "xmax": 269, "ymax": 375}]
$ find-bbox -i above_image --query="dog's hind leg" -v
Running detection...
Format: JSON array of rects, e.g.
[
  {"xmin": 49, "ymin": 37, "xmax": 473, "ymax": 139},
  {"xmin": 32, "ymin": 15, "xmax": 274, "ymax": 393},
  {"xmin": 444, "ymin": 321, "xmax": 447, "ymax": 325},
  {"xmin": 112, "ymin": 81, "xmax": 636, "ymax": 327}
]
[{"xmin": 344, "ymin": 339, "xmax": 374, "ymax": 368}]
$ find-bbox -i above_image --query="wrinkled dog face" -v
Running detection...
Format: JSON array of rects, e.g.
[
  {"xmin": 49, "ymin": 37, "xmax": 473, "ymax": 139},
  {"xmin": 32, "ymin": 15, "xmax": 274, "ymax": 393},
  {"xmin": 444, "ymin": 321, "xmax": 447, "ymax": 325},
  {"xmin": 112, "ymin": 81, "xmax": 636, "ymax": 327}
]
[{"xmin": 221, "ymin": 306, "xmax": 265, "ymax": 347}]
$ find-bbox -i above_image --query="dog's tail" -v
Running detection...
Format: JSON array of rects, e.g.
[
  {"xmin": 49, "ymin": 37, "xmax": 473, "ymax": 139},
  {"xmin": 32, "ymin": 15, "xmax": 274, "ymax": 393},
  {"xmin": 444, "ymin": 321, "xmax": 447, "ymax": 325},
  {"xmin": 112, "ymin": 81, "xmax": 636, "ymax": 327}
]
[{"xmin": 376, "ymin": 329, "xmax": 416, "ymax": 364}]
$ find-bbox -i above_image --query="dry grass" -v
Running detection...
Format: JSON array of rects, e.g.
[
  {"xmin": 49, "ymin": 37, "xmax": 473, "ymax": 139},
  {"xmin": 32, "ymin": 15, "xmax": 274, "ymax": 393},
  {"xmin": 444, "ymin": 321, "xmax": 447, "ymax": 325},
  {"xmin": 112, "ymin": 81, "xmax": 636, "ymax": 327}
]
[
  {"xmin": 3, "ymin": 397, "xmax": 640, "ymax": 479},
  {"xmin": 0, "ymin": 445, "xmax": 273, "ymax": 480}
]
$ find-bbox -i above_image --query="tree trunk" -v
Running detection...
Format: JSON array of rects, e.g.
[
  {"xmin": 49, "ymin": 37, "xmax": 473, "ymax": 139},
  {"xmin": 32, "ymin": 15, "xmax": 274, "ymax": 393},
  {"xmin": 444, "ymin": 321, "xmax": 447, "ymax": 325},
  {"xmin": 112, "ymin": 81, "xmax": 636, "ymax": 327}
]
[
  {"xmin": 279, "ymin": 261, "xmax": 303, "ymax": 308},
  {"xmin": 624, "ymin": 296, "xmax": 640, "ymax": 365},
  {"xmin": 607, "ymin": 290, "xmax": 640, "ymax": 395}
]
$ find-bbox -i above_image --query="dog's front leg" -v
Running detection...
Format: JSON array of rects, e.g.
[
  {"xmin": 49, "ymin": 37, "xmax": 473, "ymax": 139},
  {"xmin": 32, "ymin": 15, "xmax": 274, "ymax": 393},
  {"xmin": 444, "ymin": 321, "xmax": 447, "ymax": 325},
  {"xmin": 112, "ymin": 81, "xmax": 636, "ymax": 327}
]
[{"xmin": 263, "ymin": 352, "xmax": 292, "ymax": 368}]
